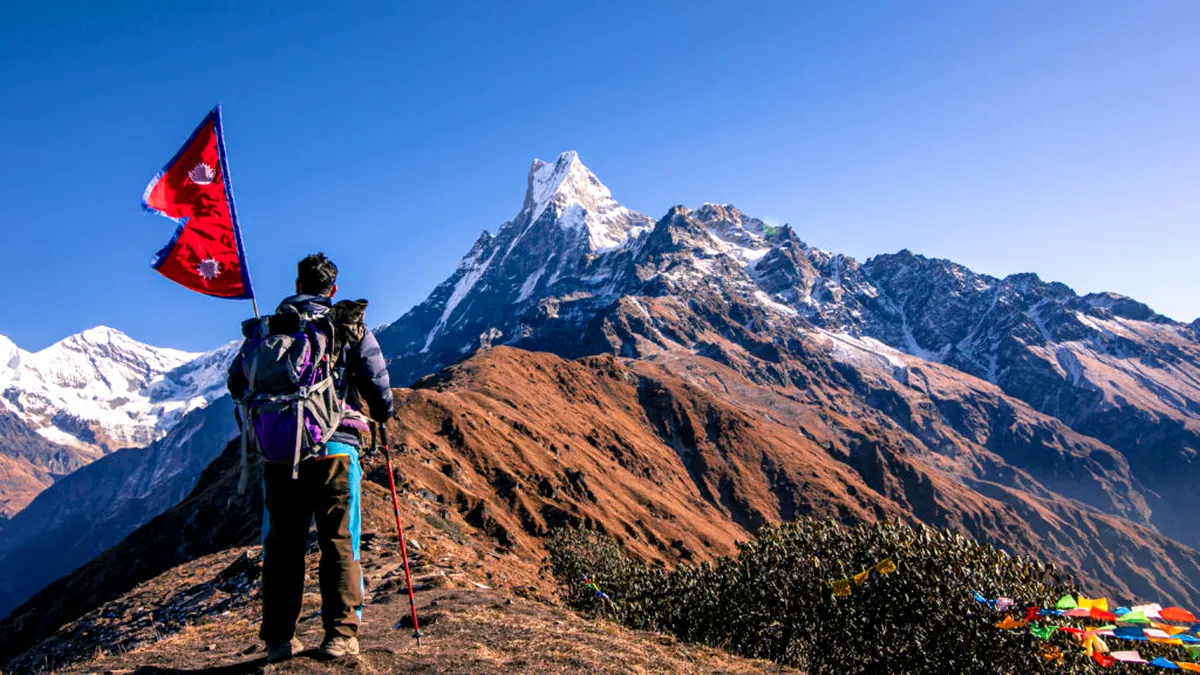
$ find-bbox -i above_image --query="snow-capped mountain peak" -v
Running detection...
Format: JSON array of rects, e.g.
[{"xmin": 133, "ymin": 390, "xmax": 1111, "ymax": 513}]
[
  {"xmin": 24, "ymin": 326, "xmax": 198, "ymax": 397},
  {"xmin": 0, "ymin": 327, "xmax": 233, "ymax": 451},
  {"xmin": 688, "ymin": 203, "xmax": 777, "ymax": 265},
  {"xmin": 521, "ymin": 151, "xmax": 650, "ymax": 251}
]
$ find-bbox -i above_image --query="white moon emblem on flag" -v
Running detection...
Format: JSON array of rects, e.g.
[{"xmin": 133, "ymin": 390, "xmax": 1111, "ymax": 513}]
[
  {"xmin": 198, "ymin": 257, "xmax": 222, "ymax": 280},
  {"xmin": 188, "ymin": 163, "xmax": 217, "ymax": 185}
]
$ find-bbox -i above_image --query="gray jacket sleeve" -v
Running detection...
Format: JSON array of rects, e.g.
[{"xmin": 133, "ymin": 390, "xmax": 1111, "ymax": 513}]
[{"xmin": 348, "ymin": 330, "xmax": 394, "ymax": 422}]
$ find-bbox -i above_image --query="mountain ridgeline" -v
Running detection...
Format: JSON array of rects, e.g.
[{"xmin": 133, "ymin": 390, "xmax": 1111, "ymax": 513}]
[{"xmin": 379, "ymin": 151, "xmax": 1200, "ymax": 594}]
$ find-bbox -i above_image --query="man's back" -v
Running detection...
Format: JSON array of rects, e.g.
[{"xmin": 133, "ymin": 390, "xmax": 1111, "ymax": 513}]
[
  {"xmin": 228, "ymin": 292, "xmax": 394, "ymax": 436},
  {"xmin": 225, "ymin": 253, "xmax": 390, "ymax": 662}
]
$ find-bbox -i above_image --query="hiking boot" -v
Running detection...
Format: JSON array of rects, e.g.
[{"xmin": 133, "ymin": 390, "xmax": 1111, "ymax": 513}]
[
  {"xmin": 266, "ymin": 636, "xmax": 303, "ymax": 663},
  {"xmin": 319, "ymin": 635, "xmax": 360, "ymax": 658}
]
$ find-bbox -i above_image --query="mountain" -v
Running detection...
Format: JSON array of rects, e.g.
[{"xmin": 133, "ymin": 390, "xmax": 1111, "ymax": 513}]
[
  {"xmin": 0, "ymin": 358, "xmax": 803, "ymax": 673},
  {"xmin": 0, "ymin": 330, "xmax": 239, "ymax": 619},
  {"xmin": 376, "ymin": 152, "xmax": 1200, "ymax": 597},
  {"xmin": 0, "ymin": 327, "xmax": 233, "ymax": 517},
  {"xmin": 0, "ymin": 326, "xmax": 228, "ymax": 451},
  {"xmin": 378, "ymin": 151, "xmax": 654, "ymax": 381},
  {"xmin": 781, "ymin": 249, "xmax": 1200, "ymax": 547}
]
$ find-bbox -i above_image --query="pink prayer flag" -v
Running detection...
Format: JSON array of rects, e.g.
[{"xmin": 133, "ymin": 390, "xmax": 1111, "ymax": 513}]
[{"xmin": 1110, "ymin": 651, "xmax": 1147, "ymax": 664}]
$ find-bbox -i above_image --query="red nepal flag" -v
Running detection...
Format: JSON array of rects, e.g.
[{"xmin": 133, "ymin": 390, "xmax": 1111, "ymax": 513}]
[{"xmin": 142, "ymin": 105, "xmax": 254, "ymax": 299}]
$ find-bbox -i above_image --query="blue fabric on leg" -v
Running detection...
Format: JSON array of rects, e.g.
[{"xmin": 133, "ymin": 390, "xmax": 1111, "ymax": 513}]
[
  {"xmin": 261, "ymin": 480, "xmax": 269, "ymax": 546},
  {"xmin": 325, "ymin": 441, "xmax": 363, "ymax": 620}
]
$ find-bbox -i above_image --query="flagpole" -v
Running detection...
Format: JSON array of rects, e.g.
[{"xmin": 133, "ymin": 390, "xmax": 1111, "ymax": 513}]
[{"xmin": 212, "ymin": 104, "xmax": 259, "ymax": 319}]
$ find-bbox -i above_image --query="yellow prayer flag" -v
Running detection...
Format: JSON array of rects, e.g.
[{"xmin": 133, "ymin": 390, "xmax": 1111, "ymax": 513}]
[
  {"xmin": 876, "ymin": 558, "xmax": 897, "ymax": 574},
  {"xmin": 832, "ymin": 580, "xmax": 851, "ymax": 597},
  {"xmin": 853, "ymin": 570, "xmax": 869, "ymax": 585}
]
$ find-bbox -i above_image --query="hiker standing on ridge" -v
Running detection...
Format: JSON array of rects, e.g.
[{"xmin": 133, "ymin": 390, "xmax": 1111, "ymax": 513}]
[{"xmin": 227, "ymin": 253, "xmax": 393, "ymax": 662}]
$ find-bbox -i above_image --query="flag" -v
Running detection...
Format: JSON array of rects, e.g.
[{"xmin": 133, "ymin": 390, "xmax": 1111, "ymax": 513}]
[{"xmin": 143, "ymin": 105, "xmax": 254, "ymax": 299}]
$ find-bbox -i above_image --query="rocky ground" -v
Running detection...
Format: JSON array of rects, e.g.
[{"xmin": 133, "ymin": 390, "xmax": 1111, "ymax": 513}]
[{"xmin": 12, "ymin": 529, "xmax": 792, "ymax": 675}]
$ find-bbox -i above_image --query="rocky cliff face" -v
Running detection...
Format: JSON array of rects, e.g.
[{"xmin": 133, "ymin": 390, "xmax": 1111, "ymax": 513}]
[
  {"xmin": 827, "ymin": 252, "xmax": 1200, "ymax": 546},
  {"xmin": 377, "ymin": 152, "xmax": 655, "ymax": 383}
]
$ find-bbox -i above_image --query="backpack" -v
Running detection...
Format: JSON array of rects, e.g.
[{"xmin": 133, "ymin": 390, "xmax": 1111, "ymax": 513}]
[{"xmin": 234, "ymin": 299, "xmax": 370, "ymax": 491}]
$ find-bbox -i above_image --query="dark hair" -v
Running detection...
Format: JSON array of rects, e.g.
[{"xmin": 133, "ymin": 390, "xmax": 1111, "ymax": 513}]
[{"xmin": 297, "ymin": 253, "xmax": 338, "ymax": 295}]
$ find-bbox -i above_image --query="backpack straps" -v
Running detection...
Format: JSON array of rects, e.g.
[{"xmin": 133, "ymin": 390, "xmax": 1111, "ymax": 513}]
[
  {"xmin": 236, "ymin": 356, "xmax": 260, "ymax": 495},
  {"xmin": 292, "ymin": 399, "xmax": 304, "ymax": 480},
  {"xmin": 237, "ymin": 299, "xmax": 365, "ymax": 487}
]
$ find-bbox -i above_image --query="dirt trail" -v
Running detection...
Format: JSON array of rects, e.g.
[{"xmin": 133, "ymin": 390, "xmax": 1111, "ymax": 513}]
[{"xmin": 39, "ymin": 531, "xmax": 792, "ymax": 675}]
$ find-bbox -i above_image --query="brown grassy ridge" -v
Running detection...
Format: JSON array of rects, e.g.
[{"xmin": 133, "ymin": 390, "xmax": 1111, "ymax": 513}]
[{"xmin": 6, "ymin": 346, "xmax": 1200, "ymax": 671}]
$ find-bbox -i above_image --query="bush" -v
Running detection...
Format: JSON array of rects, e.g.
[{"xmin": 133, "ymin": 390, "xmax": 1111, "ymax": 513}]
[{"xmin": 546, "ymin": 518, "xmax": 1099, "ymax": 674}]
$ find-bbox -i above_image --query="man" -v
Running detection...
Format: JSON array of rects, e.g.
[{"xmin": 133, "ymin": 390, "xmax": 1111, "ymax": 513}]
[{"xmin": 227, "ymin": 253, "xmax": 393, "ymax": 662}]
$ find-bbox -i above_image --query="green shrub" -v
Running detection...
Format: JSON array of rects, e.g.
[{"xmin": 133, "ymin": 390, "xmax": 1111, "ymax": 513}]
[{"xmin": 546, "ymin": 518, "xmax": 1100, "ymax": 674}]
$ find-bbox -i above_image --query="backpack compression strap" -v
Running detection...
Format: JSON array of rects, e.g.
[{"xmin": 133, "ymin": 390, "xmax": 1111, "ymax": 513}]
[{"xmin": 236, "ymin": 357, "xmax": 260, "ymax": 495}]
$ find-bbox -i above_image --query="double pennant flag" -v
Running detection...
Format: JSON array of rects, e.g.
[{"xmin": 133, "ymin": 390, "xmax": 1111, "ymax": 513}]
[{"xmin": 142, "ymin": 105, "xmax": 255, "ymax": 305}]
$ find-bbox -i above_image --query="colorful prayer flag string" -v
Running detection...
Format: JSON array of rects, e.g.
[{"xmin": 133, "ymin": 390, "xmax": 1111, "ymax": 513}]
[
  {"xmin": 827, "ymin": 542, "xmax": 908, "ymax": 597},
  {"xmin": 977, "ymin": 592, "xmax": 1200, "ymax": 670},
  {"xmin": 581, "ymin": 575, "xmax": 613, "ymax": 604}
]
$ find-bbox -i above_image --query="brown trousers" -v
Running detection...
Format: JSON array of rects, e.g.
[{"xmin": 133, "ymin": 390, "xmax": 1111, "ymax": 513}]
[{"xmin": 260, "ymin": 450, "xmax": 363, "ymax": 644}]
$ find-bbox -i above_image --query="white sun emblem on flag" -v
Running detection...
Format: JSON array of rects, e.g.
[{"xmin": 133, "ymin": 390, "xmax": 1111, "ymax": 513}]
[
  {"xmin": 197, "ymin": 257, "xmax": 222, "ymax": 280},
  {"xmin": 188, "ymin": 162, "xmax": 217, "ymax": 185}
]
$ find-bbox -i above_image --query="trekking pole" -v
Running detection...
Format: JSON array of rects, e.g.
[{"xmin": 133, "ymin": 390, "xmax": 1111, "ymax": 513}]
[{"xmin": 380, "ymin": 423, "xmax": 422, "ymax": 646}]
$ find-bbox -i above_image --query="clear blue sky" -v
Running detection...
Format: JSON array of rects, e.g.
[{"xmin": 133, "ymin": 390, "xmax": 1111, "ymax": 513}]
[{"xmin": 2, "ymin": 1, "xmax": 1197, "ymax": 352}]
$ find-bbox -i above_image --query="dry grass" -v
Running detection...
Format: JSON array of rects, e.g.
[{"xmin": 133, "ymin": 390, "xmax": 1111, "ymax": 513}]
[{"xmin": 52, "ymin": 541, "xmax": 794, "ymax": 675}]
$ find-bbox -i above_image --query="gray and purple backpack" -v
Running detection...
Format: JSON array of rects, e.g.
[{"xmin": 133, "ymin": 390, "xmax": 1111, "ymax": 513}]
[{"xmin": 236, "ymin": 304, "xmax": 345, "ymax": 489}]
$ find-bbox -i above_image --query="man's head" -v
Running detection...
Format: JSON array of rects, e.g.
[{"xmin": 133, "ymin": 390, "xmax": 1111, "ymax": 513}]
[{"xmin": 296, "ymin": 253, "xmax": 338, "ymax": 297}]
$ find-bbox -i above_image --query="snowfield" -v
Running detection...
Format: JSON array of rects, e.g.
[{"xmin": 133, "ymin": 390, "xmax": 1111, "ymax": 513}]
[{"xmin": 0, "ymin": 326, "xmax": 234, "ymax": 452}]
